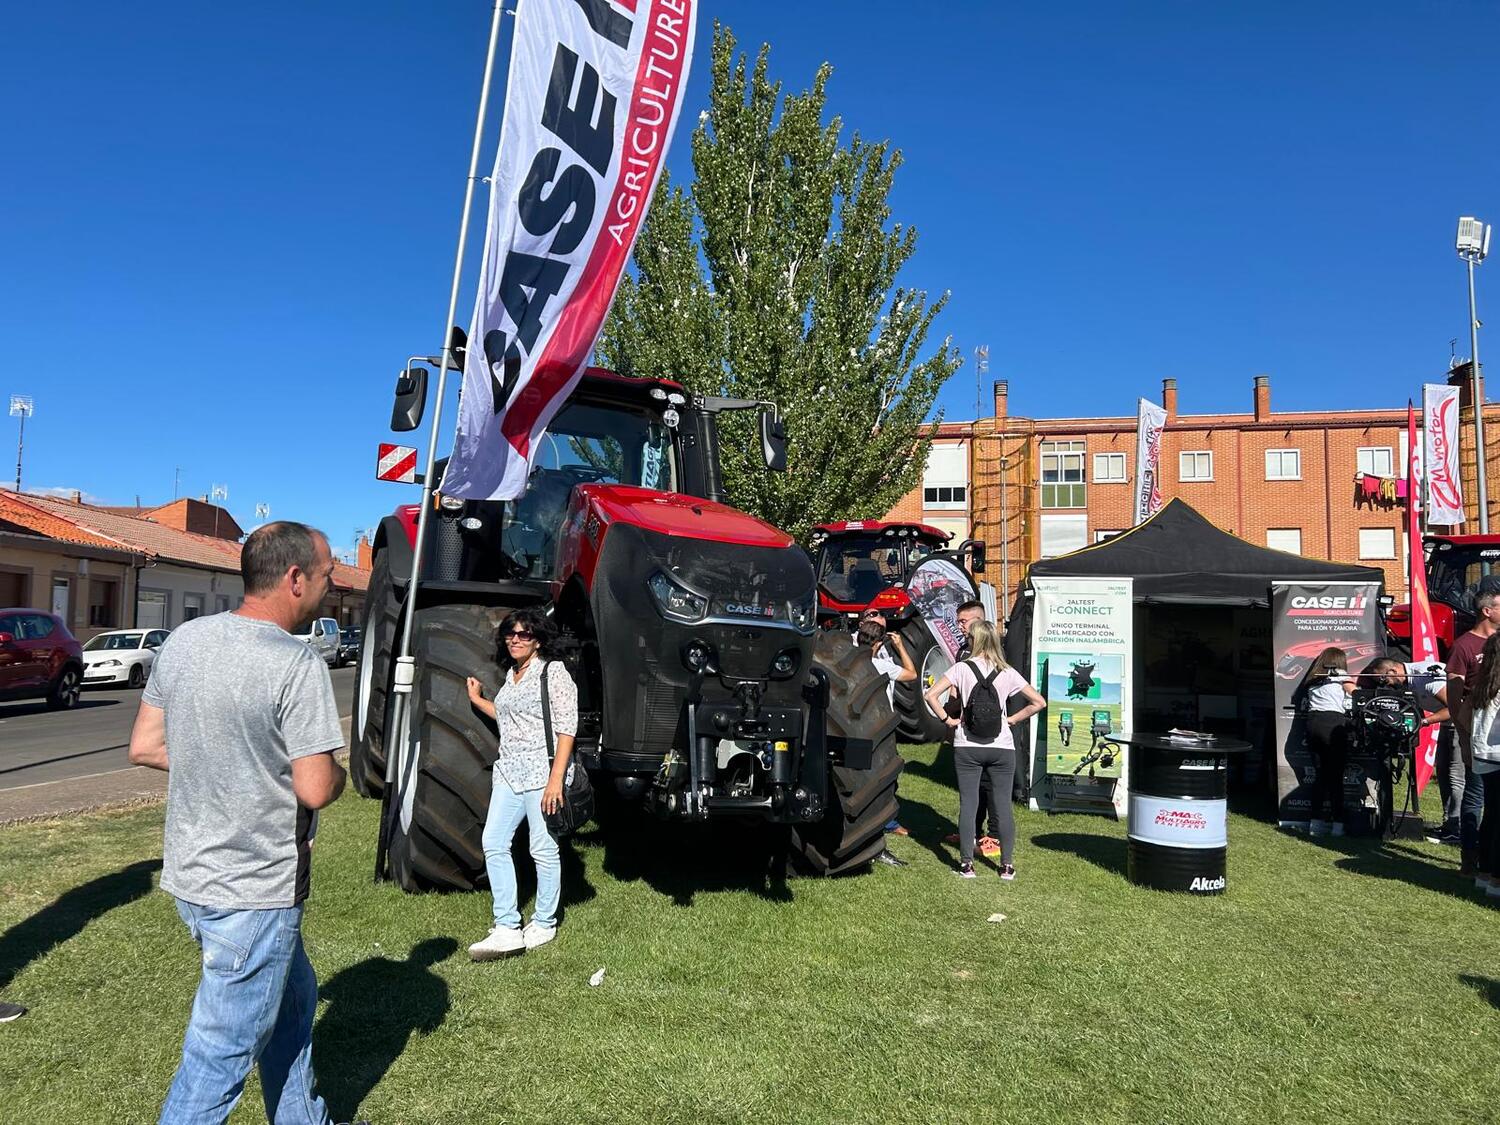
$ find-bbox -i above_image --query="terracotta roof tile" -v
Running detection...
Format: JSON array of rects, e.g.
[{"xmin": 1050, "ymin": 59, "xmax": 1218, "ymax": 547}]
[{"xmin": 0, "ymin": 492, "xmax": 133, "ymax": 552}]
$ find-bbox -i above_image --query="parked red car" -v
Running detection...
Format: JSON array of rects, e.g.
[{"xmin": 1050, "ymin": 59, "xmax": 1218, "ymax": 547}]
[{"xmin": 0, "ymin": 609, "xmax": 84, "ymax": 710}]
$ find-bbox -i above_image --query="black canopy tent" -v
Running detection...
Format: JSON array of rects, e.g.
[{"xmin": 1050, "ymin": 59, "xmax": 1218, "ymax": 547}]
[{"xmin": 1003, "ymin": 500, "xmax": 1386, "ymax": 806}]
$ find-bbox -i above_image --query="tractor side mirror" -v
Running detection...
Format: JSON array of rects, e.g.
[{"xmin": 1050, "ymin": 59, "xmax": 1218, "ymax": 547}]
[
  {"xmin": 391, "ymin": 364, "xmax": 429, "ymax": 432},
  {"xmin": 963, "ymin": 538, "xmax": 986, "ymax": 574},
  {"xmin": 760, "ymin": 408, "xmax": 787, "ymax": 472}
]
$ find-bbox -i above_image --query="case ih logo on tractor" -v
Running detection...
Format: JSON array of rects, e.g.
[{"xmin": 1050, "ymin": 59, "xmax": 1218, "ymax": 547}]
[
  {"xmin": 808, "ymin": 521, "xmax": 987, "ymax": 745},
  {"xmin": 352, "ymin": 332, "xmax": 904, "ymax": 891},
  {"xmin": 1387, "ymin": 535, "xmax": 1500, "ymax": 658}
]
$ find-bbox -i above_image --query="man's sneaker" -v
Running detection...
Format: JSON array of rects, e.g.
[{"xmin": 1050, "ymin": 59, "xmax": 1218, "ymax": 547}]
[
  {"xmin": 0, "ymin": 1001, "xmax": 26, "ymax": 1022},
  {"xmin": 468, "ymin": 926, "xmax": 526, "ymax": 961},
  {"xmin": 954, "ymin": 861, "xmax": 977, "ymax": 879},
  {"xmin": 884, "ymin": 819, "xmax": 910, "ymax": 836},
  {"xmin": 999, "ymin": 864, "xmax": 1016, "ymax": 881},
  {"xmin": 875, "ymin": 848, "xmax": 908, "ymax": 867},
  {"xmin": 978, "ymin": 836, "xmax": 1002, "ymax": 858},
  {"xmin": 1309, "ymin": 819, "xmax": 1330, "ymax": 837},
  {"xmin": 522, "ymin": 921, "xmax": 557, "ymax": 950}
]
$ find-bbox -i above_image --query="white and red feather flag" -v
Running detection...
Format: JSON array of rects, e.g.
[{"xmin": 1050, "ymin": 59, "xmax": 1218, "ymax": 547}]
[{"xmin": 442, "ymin": 0, "xmax": 697, "ymax": 500}]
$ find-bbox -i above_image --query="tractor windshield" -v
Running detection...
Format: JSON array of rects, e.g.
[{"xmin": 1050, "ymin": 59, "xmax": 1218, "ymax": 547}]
[
  {"xmin": 816, "ymin": 534, "xmax": 911, "ymax": 605},
  {"xmin": 1428, "ymin": 546, "xmax": 1500, "ymax": 614}
]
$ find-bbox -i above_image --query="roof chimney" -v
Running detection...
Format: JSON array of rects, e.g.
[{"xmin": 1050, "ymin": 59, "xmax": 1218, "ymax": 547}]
[
  {"xmin": 992, "ymin": 380, "xmax": 1008, "ymax": 422},
  {"xmin": 71, "ymin": 489, "xmax": 82, "ymax": 503},
  {"xmin": 1162, "ymin": 378, "xmax": 1177, "ymax": 423},
  {"xmin": 1450, "ymin": 359, "xmax": 1481, "ymax": 411},
  {"xmin": 1254, "ymin": 374, "xmax": 1271, "ymax": 422}
]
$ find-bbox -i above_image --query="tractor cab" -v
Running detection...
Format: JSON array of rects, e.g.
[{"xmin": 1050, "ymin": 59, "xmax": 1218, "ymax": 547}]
[
  {"xmin": 1387, "ymin": 534, "xmax": 1500, "ymax": 656},
  {"xmin": 810, "ymin": 521, "xmax": 952, "ymax": 625}
]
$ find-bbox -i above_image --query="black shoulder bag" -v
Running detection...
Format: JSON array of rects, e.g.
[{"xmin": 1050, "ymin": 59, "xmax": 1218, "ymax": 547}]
[{"xmin": 541, "ymin": 661, "xmax": 595, "ymax": 836}]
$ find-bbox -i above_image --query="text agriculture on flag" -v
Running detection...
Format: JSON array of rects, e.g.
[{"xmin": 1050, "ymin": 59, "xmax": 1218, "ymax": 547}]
[{"xmin": 442, "ymin": 0, "xmax": 697, "ymax": 500}]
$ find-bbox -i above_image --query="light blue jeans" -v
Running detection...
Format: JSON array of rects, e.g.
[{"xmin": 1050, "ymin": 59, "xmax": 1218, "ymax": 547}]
[
  {"xmin": 160, "ymin": 900, "xmax": 329, "ymax": 1125},
  {"xmin": 482, "ymin": 771, "xmax": 561, "ymax": 931}
]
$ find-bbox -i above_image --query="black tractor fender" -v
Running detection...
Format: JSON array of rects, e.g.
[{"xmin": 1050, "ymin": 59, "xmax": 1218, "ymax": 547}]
[{"xmin": 375, "ymin": 514, "xmax": 416, "ymax": 592}]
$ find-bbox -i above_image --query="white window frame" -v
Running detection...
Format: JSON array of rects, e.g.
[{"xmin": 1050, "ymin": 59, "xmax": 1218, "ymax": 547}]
[
  {"xmin": 1264, "ymin": 449, "xmax": 1301, "ymax": 481},
  {"xmin": 1266, "ymin": 528, "xmax": 1302, "ymax": 555},
  {"xmin": 1357, "ymin": 446, "xmax": 1394, "ymax": 478},
  {"xmin": 1093, "ymin": 452, "xmax": 1127, "ymax": 483},
  {"xmin": 922, "ymin": 484, "xmax": 967, "ymax": 511},
  {"xmin": 1179, "ymin": 450, "xmax": 1214, "ymax": 482},
  {"xmin": 1094, "ymin": 529, "xmax": 1123, "ymax": 543},
  {"xmin": 1040, "ymin": 513, "xmax": 1088, "ymax": 559},
  {"xmin": 1040, "ymin": 440, "xmax": 1087, "ymax": 509},
  {"xmin": 1358, "ymin": 527, "xmax": 1397, "ymax": 560}
]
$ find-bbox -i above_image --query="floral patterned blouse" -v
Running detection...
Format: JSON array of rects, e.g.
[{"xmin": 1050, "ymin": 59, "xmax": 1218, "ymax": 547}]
[{"xmin": 493, "ymin": 658, "xmax": 578, "ymax": 792}]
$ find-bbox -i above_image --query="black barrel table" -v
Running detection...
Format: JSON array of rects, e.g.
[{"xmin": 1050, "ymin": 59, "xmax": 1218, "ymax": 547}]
[{"xmin": 1104, "ymin": 733, "xmax": 1252, "ymax": 895}]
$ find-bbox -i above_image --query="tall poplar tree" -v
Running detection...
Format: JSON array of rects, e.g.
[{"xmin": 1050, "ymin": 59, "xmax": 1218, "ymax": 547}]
[{"xmin": 597, "ymin": 25, "xmax": 960, "ymax": 539}]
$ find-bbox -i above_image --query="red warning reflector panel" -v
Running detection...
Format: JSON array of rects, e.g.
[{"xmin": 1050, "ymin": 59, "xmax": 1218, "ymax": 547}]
[{"xmin": 376, "ymin": 443, "xmax": 418, "ymax": 483}]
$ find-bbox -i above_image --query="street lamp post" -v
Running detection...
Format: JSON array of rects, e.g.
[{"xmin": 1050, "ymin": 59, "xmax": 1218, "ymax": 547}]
[{"xmin": 1458, "ymin": 216, "xmax": 1492, "ymax": 532}]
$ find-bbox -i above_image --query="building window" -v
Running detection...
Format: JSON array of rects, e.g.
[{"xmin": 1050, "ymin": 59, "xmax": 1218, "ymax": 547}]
[
  {"xmin": 1358, "ymin": 527, "xmax": 1397, "ymax": 559},
  {"xmin": 1179, "ymin": 451, "xmax": 1214, "ymax": 482},
  {"xmin": 1041, "ymin": 440, "xmax": 1086, "ymax": 508},
  {"xmin": 1266, "ymin": 528, "xmax": 1302, "ymax": 555},
  {"xmin": 1093, "ymin": 453, "xmax": 1127, "ymax": 483},
  {"xmin": 1357, "ymin": 447, "xmax": 1394, "ymax": 478},
  {"xmin": 1095, "ymin": 529, "xmax": 1123, "ymax": 543},
  {"xmin": 1265, "ymin": 449, "xmax": 1301, "ymax": 481},
  {"xmin": 1040, "ymin": 514, "xmax": 1088, "ymax": 558},
  {"xmin": 922, "ymin": 485, "xmax": 967, "ymax": 510},
  {"xmin": 182, "ymin": 593, "xmax": 205, "ymax": 621},
  {"xmin": 88, "ymin": 579, "xmax": 119, "ymax": 628}
]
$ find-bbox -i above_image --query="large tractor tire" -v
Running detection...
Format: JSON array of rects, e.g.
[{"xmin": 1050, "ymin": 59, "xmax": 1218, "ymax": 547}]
[
  {"xmin": 890, "ymin": 616, "xmax": 954, "ymax": 745},
  {"xmin": 791, "ymin": 630, "xmax": 905, "ymax": 876},
  {"xmin": 349, "ymin": 551, "xmax": 400, "ymax": 799},
  {"xmin": 386, "ymin": 603, "xmax": 505, "ymax": 892}
]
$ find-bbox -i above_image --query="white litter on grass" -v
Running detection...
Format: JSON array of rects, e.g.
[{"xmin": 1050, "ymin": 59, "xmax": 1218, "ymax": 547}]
[
  {"xmin": 589, "ymin": 967, "xmax": 607, "ymax": 987},
  {"xmin": 987, "ymin": 913, "xmax": 1007, "ymax": 924}
]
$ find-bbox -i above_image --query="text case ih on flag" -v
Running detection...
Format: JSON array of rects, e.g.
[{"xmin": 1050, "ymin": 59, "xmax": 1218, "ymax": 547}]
[{"xmin": 440, "ymin": 0, "xmax": 698, "ymax": 501}]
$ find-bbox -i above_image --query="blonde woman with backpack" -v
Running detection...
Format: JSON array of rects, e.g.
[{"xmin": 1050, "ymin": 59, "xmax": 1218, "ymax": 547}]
[{"xmin": 925, "ymin": 621, "xmax": 1045, "ymax": 879}]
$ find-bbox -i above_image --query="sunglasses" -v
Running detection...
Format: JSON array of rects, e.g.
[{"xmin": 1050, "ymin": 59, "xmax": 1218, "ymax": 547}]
[{"xmin": 504, "ymin": 630, "xmax": 535, "ymax": 642}]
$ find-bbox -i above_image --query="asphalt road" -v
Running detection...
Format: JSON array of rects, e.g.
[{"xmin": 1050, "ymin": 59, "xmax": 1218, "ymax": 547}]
[{"xmin": 0, "ymin": 666, "xmax": 357, "ymax": 792}]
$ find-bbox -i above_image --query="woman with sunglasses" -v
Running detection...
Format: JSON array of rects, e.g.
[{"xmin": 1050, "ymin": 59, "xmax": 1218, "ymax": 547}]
[{"xmin": 463, "ymin": 608, "xmax": 578, "ymax": 959}]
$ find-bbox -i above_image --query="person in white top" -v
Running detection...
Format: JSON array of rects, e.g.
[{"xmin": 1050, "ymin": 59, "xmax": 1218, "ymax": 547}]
[
  {"xmin": 1463, "ymin": 632, "xmax": 1500, "ymax": 897},
  {"xmin": 923, "ymin": 622, "xmax": 1045, "ymax": 880},
  {"xmin": 464, "ymin": 608, "xmax": 578, "ymax": 960},
  {"xmin": 1297, "ymin": 646, "xmax": 1356, "ymax": 836}
]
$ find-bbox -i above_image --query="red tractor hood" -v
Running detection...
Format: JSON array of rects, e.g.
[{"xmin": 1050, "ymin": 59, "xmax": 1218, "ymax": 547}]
[{"xmin": 579, "ymin": 485, "xmax": 795, "ymax": 549}]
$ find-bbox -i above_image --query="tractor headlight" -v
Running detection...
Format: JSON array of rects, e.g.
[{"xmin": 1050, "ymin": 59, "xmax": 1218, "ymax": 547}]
[
  {"xmin": 438, "ymin": 494, "xmax": 464, "ymax": 512},
  {"xmin": 787, "ymin": 592, "xmax": 816, "ymax": 634},
  {"xmin": 648, "ymin": 571, "xmax": 708, "ymax": 623},
  {"xmin": 770, "ymin": 648, "xmax": 799, "ymax": 679},
  {"xmin": 682, "ymin": 639, "xmax": 718, "ymax": 674}
]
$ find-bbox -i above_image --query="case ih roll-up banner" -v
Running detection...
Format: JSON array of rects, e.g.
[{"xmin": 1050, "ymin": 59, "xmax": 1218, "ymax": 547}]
[
  {"xmin": 907, "ymin": 556, "xmax": 975, "ymax": 663},
  {"xmin": 1029, "ymin": 577, "xmax": 1133, "ymax": 817},
  {"xmin": 1270, "ymin": 581, "xmax": 1383, "ymax": 825},
  {"xmin": 1132, "ymin": 399, "xmax": 1167, "ymax": 525},
  {"xmin": 1423, "ymin": 383, "xmax": 1464, "ymax": 527},
  {"xmin": 441, "ymin": 0, "xmax": 698, "ymax": 500}
]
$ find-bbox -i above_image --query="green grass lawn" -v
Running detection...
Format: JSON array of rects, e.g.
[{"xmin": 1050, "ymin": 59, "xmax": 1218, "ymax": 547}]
[{"xmin": 2, "ymin": 743, "xmax": 1497, "ymax": 1124}]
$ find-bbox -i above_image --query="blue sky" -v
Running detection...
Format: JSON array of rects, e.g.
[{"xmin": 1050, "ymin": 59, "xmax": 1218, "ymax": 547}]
[{"xmin": 3, "ymin": 1, "xmax": 1498, "ymax": 557}]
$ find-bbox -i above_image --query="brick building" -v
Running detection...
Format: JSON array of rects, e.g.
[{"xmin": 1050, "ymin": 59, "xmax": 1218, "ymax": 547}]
[{"xmin": 884, "ymin": 365, "xmax": 1500, "ymax": 611}]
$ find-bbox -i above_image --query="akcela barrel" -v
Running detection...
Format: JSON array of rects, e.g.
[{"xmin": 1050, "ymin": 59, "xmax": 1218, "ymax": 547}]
[{"xmin": 1122, "ymin": 737, "xmax": 1238, "ymax": 894}]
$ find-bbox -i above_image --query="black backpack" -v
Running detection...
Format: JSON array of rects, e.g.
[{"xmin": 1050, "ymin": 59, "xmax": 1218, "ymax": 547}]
[{"xmin": 961, "ymin": 659, "xmax": 1006, "ymax": 739}]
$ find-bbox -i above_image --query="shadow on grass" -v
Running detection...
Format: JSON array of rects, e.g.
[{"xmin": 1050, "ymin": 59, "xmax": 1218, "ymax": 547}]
[
  {"xmin": 893, "ymin": 795, "xmax": 959, "ymax": 870},
  {"xmin": 1459, "ymin": 974, "xmax": 1500, "ymax": 1010},
  {"xmin": 1300, "ymin": 834, "xmax": 1495, "ymax": 905},
  {"xmin": 902, "ymin": 742, "xmax": 957, "ymax": 792},
  {"xmin": 501, "ymin": 838, "xmax": 598, "ymax": 924},
  {"xmin": 0, "ymin": 858, "xmax": 160, "ymax": 991},
  {"xmin": 314, "ymin": 937, "xmax": 456, "ymax": 1122},
  {"xmin": 1031, "ymin": 832, "xmax": 1128, "ymax": 880}
]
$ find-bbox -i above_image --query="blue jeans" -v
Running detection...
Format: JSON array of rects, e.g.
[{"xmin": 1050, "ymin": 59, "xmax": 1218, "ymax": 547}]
[
  {"xmin": 161, "ymin": 900, "xmax": 328, "ymax": 1125},
  {"xmin": 1462, "ymin": 768, "xmax": 1486, "ymax": 853},
  {"xmin": 482, "ymin": 772, "xmax": 561, "ymax": 931}
]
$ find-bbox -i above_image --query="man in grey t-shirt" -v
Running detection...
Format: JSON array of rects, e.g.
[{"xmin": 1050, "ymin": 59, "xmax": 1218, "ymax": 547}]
[{"xmin": 130, "ymin": 522, "xmax": 346, "ymax": 1125}]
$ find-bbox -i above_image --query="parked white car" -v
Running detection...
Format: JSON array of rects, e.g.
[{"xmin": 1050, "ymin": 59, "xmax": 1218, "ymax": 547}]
[
  {"xmin": 300, "ymin": 617, "xmax": 343, "ymax": 667},
  {"xmin": 81, "ymin": 629, "xmax": 169, "ymax": 689}
]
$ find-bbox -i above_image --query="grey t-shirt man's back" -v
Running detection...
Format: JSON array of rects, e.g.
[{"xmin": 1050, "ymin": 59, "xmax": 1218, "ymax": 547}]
[{"xmin": 144, "ymin": 612, "xmax": 344, "ymax": 909}]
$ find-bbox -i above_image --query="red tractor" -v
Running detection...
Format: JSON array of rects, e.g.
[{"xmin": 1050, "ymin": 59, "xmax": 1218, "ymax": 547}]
[
  {"xmin": 351, "ymin": 354, "xmax": 902, "ymax": 890},
  {"xmin": 808, "ymin": 521, "xmax": 986, "ymax": 744},
  {"xmin": 1386, "ymin": 533, "xmax": 1500, "ymax": 657}
]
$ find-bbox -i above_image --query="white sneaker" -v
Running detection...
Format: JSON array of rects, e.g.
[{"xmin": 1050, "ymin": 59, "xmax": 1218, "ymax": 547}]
[
  {"xmin": 1309, "ymin": 820, "xmax": 1330, "ymax": 837},
  {"xmin": 468, "ymin": 926, "xmax": 525, "ymax": 961},
  {"xmin": 522, "ymin": 921, "xmax": 557, "ymax": 950}
]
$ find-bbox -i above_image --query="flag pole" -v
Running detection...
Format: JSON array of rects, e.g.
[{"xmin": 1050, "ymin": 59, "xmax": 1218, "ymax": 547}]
[{"xmin": 377, "ymin": 0, "xmax": 511, "ymax": 883}]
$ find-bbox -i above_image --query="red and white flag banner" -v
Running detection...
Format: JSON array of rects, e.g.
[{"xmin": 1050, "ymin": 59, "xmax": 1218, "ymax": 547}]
[
  {"xmin": 1133, "ymin": 398, "xmax": 1167, "ymax": 524},
  {"xmin": 441, "ymin": 0, "xmax": 698, "ymax": 500},
  {"xmin": 1423, "ymin": 382, "xmax": 1464, "ymax": 526},
  {"xmin": 1408, "ymin": 403, "xmax": 1440, "ymax": 793}
]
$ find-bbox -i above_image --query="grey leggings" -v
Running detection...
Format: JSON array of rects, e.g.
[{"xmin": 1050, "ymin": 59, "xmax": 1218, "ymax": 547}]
[{"xmin": 956, "ymin": 743, "xmax": 1016, "ymax": 864}]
